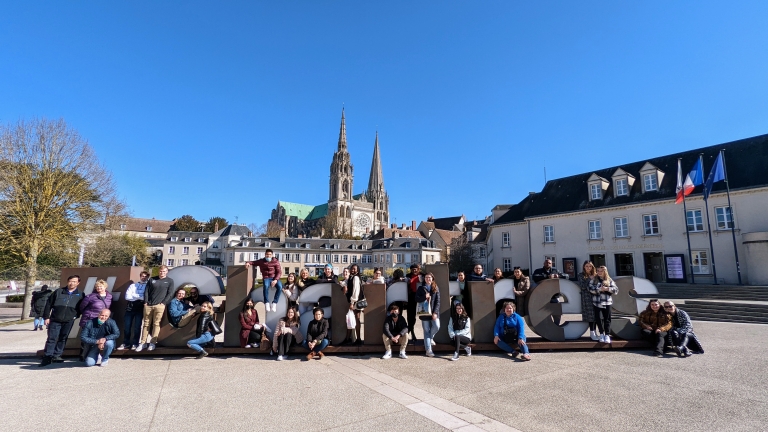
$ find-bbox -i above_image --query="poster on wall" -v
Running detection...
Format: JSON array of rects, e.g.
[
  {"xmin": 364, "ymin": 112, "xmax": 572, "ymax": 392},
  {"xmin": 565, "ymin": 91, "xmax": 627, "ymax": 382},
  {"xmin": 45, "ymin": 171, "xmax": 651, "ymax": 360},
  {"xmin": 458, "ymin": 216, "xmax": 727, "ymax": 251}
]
[
  {"xmin": 665, "ymin": 254, "xmax": 687, "ymax": 283},
  {"xmin": 562, "ymin": 258, "xmax": 577, "ymax": 280}
]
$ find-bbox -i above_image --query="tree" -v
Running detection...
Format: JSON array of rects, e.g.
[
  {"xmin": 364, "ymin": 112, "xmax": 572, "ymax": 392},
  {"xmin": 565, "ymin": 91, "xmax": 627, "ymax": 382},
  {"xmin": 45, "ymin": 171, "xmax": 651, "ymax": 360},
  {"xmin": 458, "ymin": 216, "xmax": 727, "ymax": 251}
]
[
  {"xmin": 448, "ymin": 235, "xmax": 475, "ymax": 275},
  {"xmin": 172, "ymin": 214, "xmax": 201, "ymax": 231},
  {"xmin": 204, "ymin": 216, "xmax": 229, "ymax": 233},
  {"xmin": 83, "ymin": 234, "xmax": 151, "ymax": 267},
  {"xmin": 0, "ymin": 118, "xmax": 123, "ymax": 319},
  {"xmin": 315, "ymin": 211, "xmax": 354, "ymax": 239}
]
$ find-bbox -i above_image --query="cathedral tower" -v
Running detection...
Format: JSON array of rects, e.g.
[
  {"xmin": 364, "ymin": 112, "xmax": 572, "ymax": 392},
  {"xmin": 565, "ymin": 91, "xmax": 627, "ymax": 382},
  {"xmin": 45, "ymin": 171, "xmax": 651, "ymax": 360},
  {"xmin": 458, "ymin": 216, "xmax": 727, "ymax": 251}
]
[
  {"xmin": 328, "ymin": 108, "xmax": 354, "ymax": 226},
  {"xmin": 366, "ymin": 131, "xmax": 389, "ymax": 231}
]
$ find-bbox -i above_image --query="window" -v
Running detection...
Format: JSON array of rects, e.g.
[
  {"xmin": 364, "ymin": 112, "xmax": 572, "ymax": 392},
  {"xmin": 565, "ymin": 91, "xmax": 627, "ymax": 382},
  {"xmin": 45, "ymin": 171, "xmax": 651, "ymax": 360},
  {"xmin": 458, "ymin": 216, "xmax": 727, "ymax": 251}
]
[
  {"xmin": 615, "ymin": 179, "xmax": 629, "ymax": 196},
  {"xmin": 170, "ymin": 236, "xmax": 178, "ymax": 242},
  {"xmin": 314, "ymin": 254, "xmax": 321, "ymax": 263},
  {"xmin": 502, "ymin": 232, "xmax": 510, "ymax": 247},
  {"xmin": 544, "ymin": 226, "xmax": 554, "ymax": 243},
  {"xmin": 643, "ymin": 173, "xmax": 658, "ymax": 192},
  {"xmin": 166, "ymin": 259, "xmax": 175, "ymax": 266},
  {"xmin": 715, "ymin": 206, "xmax": 734, "ymax": 230},
  {"xmin": 373, "ymin": 254, "xmax": 378, "ymax": 263},
  {"xmin": 362, "ymin": 255, "xmax": 371, "ymax": 264},
  {"xmin": 146, "ymin": 226, "xmax": 152, "ymax": 232},
  {"xmin": 643, "ymin": 214, "xmax": 659, "ymax": 235},
  {"xmin": 283, "ymin": 254, "xmax": 290, "ymax": 262},
  {"xmin": 412, "ymin": 253, "xmax": 419, "ymax": 263},
  {"xmin": 198, "ymin": 238, "xmax": 206, "ymax": 243},
  {"xmin": 120, "ymin": 224, "xmax": 126, "ymax": 230},
  {"xmin": 589, "ymin": 220, "xmax": 602, "ymax": 240},
  {"xmin": 503, "ymin": 258, "xmax": 512, "ymax": 272},
  {"xmin": 212, "ymin": 242, "xmax": 219, "ymax": 249},
  {"xmin": 692, "ymin": 250, "xmax": 709, "ymax": 274},
  {"xmin": 686, "ymin": 210, "xmax": 704, "ymax": 232},
  {"xmin": 590, "ymin": 184, "xmax": 602, "ymax": 200},
  {"xmin": 478, "ymin": 247, "xmax": 486, "ymax": 259},
  {"xmin": 386, "ymin": 254, "xmax": 391, "ymax": 263},
  {"xmin": 396, "ymin": 253, "xmax": 403, "ymax": 263},
  {"xmin": 181, "ymin": 259, "xmax": 189, "ymax": 266},
  {"xmin": 405, "ymin": 242, "xmax": 411, "ymax": 249},
  {"xmin": 182, "ymin": 247, "xmax": 189, "ymax": 255},
  {"xmin": 343, "ymin": 255, "xmax": 348, "ymax": 263},
  {"xmin": 184, "ymin": 237, "xmax": 191, "ymax": 242},
  {"xmin": 168, "ymin": 246, "xmax": 175, "ymax": 254},
  {"xmin": 325, "ymin": 254, "xmax": 331, "ymax": 263},
  {"xmin": 197, "ymin": 247, "xmax": 203, "ymax": 254},
  {"xmin": 351, "ymin": 255, "xmax": 358, "ymax": 263},
  {"xmin": 614, "ymin": 217, "xmax": 629, "ymax": 238},
  {"xmin": 333, "ymin": 255, "xmax": 339, "ymax": 263},
  {"xmin": 293, "ymin": 253, "xmax": 300, "ymax": 262}
]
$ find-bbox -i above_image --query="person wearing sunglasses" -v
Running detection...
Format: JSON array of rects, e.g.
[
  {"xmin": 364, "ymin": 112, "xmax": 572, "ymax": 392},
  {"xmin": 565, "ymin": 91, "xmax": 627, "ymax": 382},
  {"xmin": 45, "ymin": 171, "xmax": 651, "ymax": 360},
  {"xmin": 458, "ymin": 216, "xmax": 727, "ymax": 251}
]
[{"xmin": 664, "ymin": 302, "xmax": 704, "ymax": 357}]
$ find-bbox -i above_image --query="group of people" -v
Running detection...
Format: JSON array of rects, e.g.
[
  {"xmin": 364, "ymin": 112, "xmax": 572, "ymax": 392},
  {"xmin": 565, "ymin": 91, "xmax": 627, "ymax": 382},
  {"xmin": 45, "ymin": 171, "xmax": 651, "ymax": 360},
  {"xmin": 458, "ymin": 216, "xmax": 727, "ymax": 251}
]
[{"xmin": 34, "ymin": 257, "xmax": 703, "ymax": 367}]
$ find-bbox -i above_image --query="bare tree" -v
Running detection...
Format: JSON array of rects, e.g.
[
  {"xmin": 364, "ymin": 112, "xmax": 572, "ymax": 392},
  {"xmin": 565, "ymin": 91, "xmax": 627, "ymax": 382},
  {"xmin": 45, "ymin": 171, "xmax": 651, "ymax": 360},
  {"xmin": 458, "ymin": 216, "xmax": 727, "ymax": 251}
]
[
  {"xmin": 0, "ymin": 118, "xmax": 123, "ymax": 319},
  {"xmin": 448, "ymin": 235, "xmax": 474, "ymax": 275},
  {"xmin": 84, "ymin": 234, "xmax": 151, "ymax": 267}
]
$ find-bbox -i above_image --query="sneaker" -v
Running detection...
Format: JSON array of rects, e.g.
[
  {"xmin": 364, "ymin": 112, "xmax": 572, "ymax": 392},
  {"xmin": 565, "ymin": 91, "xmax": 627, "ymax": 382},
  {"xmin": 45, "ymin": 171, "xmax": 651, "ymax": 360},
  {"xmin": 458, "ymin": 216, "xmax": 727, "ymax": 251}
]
[
  {"xmin": 148, "ymin": 343, "xmax": 156, "ymax": 351},
  {"xmin": 599, "ymin": 335, "xmax": 606, "ymax": 343},
  {"xmin": 100, "ymin": 360, "xmax": 109, "ymax": 367},
  {"xmin": 425, "ymin": 350, "xmax": 435, "ymax": 357},
  {"xmin": 39, "ymin": 357, "xmax": 52, "ymax": 367},
  {"xmin": 135, "ymin": 344, "xmax": 145, "ymax": 352},
  {"xmin": 97, "ymin": 354, "xmax": 102, "ymax": 364},
  {"xmin": 382, "ymin": 350, "xmax": 392, "ymax": 359},
  {"xmin": 655, "ymin": 352, "xmax": 664, "ymax": 358},
  {"xmin": 277, "ymin": 355, "xmax": 284, "ymax": 361},
  {"xmin": 451, "ymin": 352, "xmax": 459, "ymax": 361},
  {"xmin": 521, "ymin": 354, "xmax": 532, "ymax": 361},
  {"xmin": 117, "ymin": 344, "xmax": 127, "ymax": 350},
  {"xmin": 352, "ymin": 339, "xmax": 363, "ymax": 346},
  {"xmin": 253, "ymin": 343, "xmax": 260, "ymax": 348},
  {"xmin": 130, "ymin": 345, "xmax": 138, "ymax": 351},
  {"xmin": 683, "ymin": 348, "xmax": 692, "ymax": 357},
  {"xmin": 33, "ymin": 327, "xmax": 37, "ymax": 331},
  {"xmin": 604, "ymin": 336, "xmax": 611, "ymax": 344},
  {"xmin": 271, "ymin": 303, "xmax": 277, "ymax": 312},
  {"xmin": 244, "ymin": 344, "xmax": 252, "ymax": 348},
  {"xmin": 399, "ymin": 351, "xmax": 408, "ymax": 359},
  {"xmin": 465, "ymin": 346, "xmax": 472, "ymax": 356},
  {"xmin": 430, "ymin": 339, "xmax": 436, "ymax": 347},
  {"xmin": 306, "ymin": 352, "xmax": 314, "ymax": 361},
  {"xmin": 196, "ymin": 350, "xmax": 208, "ymax": 359},
  {"xmin": 590, "ymin": 331, "xmax": 599, "ymax": 341},
  {"xmin": 510, "ymin": 350, "xmax": 520, "ymax": 359},
  {"xmin": 52, "ymin": 356, "xmax": 64, "ymax": 363}
]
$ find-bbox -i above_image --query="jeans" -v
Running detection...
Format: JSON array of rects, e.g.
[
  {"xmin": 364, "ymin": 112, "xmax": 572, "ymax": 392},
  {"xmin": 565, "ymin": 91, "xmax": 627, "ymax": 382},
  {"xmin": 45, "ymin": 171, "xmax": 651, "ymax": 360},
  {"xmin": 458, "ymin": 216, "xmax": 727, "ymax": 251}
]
[
  {"xmin": 141, "ymin": 303, "xmax": 166, "ymax": 344},
  {"xmin": 34, "ymin": 317, "xmax": 45, "ymax": 329},
  {"xmin": 594, "ymin": 306, "xmax": 612, "ymax": 336},
  {"xmin": 421, "ymin": 318, "xmax": 440, "ymax": 351},
  {"xmin": 670, "ymin": 330, "xmax": 692, "ymax": 352},
  {"xmin": 302, "ymin": 338, "xmax": 329, "ymax": 353},
  {"xmin": 44, "ymin": 320, "xmax": 76, "ymax": 358},
  {"xmin": 496, "ymin": 337, "xmax": 530, "ymax": 355},
  {"xmin": 187, "ymin": 332, "xmax": 214, "ymax": 352},
  {"xmin": 264, "ymin": 278, "xmax": 283, "ymax": 304},
  {"xmin": 84, "ymin": 340, "xmax": 115, "ymax": 366},
  {"xmin": 641, "ymin": 329, "xmax": 668, "ymax": 355},
  {"xmin": 123, "ymin": 309, "xmax": 143, "ymax": 347}
]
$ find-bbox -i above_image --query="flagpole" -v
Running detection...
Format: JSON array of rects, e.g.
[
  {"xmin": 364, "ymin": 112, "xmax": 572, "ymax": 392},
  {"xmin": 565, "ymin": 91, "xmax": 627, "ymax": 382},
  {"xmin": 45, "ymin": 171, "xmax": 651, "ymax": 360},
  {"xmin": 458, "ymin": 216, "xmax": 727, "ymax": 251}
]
[
  {"xmin": 701, "ymin": 154, "xmax": 718, "ymax": 285},
  {"xmin": 720, "ymin": 150, "xmax": 742, "ymax": 285},
  {"xmin": 679, "ymin": 158, "xmax": 696, "ymax": 284}
]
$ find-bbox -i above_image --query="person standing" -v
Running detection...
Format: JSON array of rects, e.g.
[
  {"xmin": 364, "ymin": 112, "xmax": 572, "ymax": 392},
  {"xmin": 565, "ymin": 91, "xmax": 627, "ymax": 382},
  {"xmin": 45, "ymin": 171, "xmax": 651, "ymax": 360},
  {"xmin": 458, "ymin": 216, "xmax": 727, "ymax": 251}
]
[
  {"xmin": 588, "ymin": 266, "xmax": 618, "ymax": 344},
  {"xmin": 406, "ymin": 264, "xmax": 421, "ymax": 341},
  {"xmin": 81, "ymin": 309, "xmax": 120, "ymax": 367},
  {"xmin": 79, "ymin": 279, "xmax": 113, "ymax": 330},
  {"xmin": 417, "ymin": 273, "xmax": 440, "ymax": 357},
  {"xmin": 577, "ymin": 262, "xmax": 598, "ymax": 341},
  {"xmin": 371, "ymin": 268, "xmax": 386, "ymax": 284},
  {"xmin": 119, "ymin": 271, "xmax": 149, "ymax": 350},
  {"xmin": 39, "ymin": 275, "xmax": 83, "ymax": 367},
  {"xmin": 31, "ymin": 285, "xmax": 52, "ymax": 331},
  {"xmin": 245, "ymin": 249, "xmax": 282, "ymax": 312},
  {"xmin": 510, "ymin": 267, "xmax": 530, "ymax": 317},
  {"xmin": 343, "ymin": 264, "xmax": 365, "ymax": 346},
  {"xmin": 468, "ymin": 264, "xmax": 494, "ymax": 282},
  {"xmin": 532, "ymin": 259, "xmax": 567, "ymax": 283},
  {"xmin": 136, "ymin": 265, "xmax": 174, "ymax": 352}
]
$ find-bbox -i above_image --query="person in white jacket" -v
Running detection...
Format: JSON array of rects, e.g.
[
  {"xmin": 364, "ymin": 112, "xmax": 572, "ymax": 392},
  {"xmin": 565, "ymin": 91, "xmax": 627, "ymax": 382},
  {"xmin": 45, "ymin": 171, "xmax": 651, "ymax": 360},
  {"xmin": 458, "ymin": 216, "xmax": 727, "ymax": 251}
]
[
  {"xmin": 447, "ymin": 302, "xmax": 472, "ymax": 361},
  {"xmin": 119, "ymin": 271, "xmax": 149, "ymax": 350}
]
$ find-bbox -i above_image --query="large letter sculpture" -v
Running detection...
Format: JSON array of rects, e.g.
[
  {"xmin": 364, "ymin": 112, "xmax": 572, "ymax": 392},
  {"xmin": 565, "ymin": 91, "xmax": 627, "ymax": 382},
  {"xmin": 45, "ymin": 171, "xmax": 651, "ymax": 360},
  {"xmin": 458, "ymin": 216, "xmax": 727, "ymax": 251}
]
[
  {"xmin": 525, "ymin": 279, "xmax": 589, "ymax": 342},
  {"xmin": 610, "ymin": 276, "xmax": 658, "ymax": 340}
]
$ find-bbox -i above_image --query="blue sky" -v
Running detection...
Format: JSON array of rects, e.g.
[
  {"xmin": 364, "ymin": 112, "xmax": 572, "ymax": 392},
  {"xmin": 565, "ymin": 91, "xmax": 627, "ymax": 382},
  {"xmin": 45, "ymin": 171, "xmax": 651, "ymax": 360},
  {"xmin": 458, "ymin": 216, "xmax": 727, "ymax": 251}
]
[{"xmin": 2, "ymin": 2, "xmax": 767, "ymax": 228}]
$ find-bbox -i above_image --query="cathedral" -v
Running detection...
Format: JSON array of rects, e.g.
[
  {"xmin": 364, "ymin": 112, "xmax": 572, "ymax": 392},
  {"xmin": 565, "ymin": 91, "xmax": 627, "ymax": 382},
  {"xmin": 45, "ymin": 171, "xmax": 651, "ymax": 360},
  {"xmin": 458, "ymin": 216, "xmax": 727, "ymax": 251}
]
[{"xmin": 269, "ymin": 109, "xmax": 390, "ymax": 238}]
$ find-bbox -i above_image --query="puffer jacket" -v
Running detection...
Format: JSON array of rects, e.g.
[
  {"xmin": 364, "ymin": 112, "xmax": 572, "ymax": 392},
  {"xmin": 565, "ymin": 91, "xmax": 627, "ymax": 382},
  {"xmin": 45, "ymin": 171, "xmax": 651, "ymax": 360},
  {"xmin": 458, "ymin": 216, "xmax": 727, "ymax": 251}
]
[
  {"xmin": 31, "ymin": 288, "xmax": 53, "ymax": 316},
  {"xmin": 79, "ymin": 292, "xmax": 113, "ymax": 328},
  {"xmin": 639, "ymin": 309, "xmax": 672, "ymax": 332},
  {"xmin": 272, "ymin": 318, "xmax": 304, "ymax": 353}
]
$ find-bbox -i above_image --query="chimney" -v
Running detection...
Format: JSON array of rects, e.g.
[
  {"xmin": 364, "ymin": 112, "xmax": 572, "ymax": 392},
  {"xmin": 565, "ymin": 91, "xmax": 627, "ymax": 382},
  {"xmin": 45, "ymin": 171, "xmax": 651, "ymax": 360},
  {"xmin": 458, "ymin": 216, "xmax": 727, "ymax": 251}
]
[
  {"xmin": 298, "ymin": 234, "xmax": 304, "ymax": 239},
  {"xmin": 391, "ymin": 223, "xmax": 396, "ymax": 229},
  {"xmin": 400, "ymin": 223, "xmax": 405, "ymax": 229},
  {"xmin": 248, "ymin": 231, "xmax": 253, "ymax": 237},
  {"xmin": 411, "ymin": 220, "xmax": 416, "ymax": 230},
  {"xmin": 214, "ymin": 222, "xmax": 219, "ymax": 232},
  {"xmin": 279, "ymin": 228, "xmax": 286, "ymax": 242},
  {"xmin": 428, "ymin": 216, "xmax": 434, "ymax": 221},
  {"xmin": 529, "ymin": 192, "xmax": 536, "ymax": 196}
]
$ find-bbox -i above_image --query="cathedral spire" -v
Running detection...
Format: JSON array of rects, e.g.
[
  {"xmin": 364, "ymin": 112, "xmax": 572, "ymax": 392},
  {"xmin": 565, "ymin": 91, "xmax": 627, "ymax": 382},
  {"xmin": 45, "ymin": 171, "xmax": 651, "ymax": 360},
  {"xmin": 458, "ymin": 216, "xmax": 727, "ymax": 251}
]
[
  {"xmin": 367, "ymin": 131, "xmax": 384, "ymax": 193},
  {"xmin": 337, "ymin": 108, "xmax": 347, "ymax": 151}
]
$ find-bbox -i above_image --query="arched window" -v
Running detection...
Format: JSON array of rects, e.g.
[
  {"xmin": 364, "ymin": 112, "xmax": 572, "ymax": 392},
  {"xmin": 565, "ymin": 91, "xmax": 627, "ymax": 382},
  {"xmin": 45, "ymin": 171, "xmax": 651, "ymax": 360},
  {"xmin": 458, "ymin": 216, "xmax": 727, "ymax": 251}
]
[{"xmin": 346, "ymin": 207, "xmax": 351, "ymax": 218}]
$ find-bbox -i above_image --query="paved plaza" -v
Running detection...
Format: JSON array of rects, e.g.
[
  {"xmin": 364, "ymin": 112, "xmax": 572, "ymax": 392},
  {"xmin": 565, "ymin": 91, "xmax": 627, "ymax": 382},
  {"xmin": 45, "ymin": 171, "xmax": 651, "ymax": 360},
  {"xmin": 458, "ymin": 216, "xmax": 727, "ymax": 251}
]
[{"xmin": 0, "ymin": 319, "xmax": 766, "ymax": 431}]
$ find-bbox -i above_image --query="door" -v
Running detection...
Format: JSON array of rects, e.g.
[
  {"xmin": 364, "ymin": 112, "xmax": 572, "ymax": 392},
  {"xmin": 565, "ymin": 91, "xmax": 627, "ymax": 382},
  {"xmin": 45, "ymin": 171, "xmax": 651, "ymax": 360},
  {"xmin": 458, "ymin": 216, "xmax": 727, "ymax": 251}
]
[
  {"xmin": 643, "ymin": 253, "xmax": 665, "ymax": 282},
  {"xmin": 614, "ymin": 253, "xmax": 635, "ymax": 276},
  {"xmin": 589, "ymin": 254, "xmax": 606, "ymax": 268}
]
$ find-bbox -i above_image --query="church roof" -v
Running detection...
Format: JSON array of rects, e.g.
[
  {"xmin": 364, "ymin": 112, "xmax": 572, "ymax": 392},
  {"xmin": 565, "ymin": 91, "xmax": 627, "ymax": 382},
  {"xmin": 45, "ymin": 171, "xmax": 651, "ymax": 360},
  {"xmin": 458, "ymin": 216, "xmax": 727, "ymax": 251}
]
[
  {"xmin": 279, "ymin": 202, "xmax": 317, "ymax": 219},
  {"xmin": 367, "ymin": 131, "xmax": 384, "ymax": 193},
  {"xmin": 306, "ymin": 203, "xmax": 328, "ymax": 220}
]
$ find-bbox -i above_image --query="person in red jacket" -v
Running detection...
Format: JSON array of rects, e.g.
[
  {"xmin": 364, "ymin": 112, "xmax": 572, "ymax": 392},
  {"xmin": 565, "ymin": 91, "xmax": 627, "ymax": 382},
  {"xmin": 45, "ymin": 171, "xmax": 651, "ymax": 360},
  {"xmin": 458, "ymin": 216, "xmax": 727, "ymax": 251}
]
[
  {"xmin": 239, "ymin": 298, "xmax": 264, "ymax": 348},
  {"xmin": 406, "ymin": 264, "xmax": 422, "ymax": 341},
  {"xmin": 246, "ymin": 249, "xmax": 283, "ymax": 312}
]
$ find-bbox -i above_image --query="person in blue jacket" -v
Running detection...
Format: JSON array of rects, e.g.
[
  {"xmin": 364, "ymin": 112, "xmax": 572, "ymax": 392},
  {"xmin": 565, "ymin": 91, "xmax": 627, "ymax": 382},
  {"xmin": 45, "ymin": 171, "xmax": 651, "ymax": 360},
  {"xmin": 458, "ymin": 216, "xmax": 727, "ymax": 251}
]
[
  {"xmin": 493, "ymin": 301, "xmax": 531, "ymax": 361},
  {"xmin": 80, "ymin": 308, "xmax": 120, "ymax": 367},
  {"xmin": 168, "ymin": 288, "xmax": 199, "ymax": 328}
]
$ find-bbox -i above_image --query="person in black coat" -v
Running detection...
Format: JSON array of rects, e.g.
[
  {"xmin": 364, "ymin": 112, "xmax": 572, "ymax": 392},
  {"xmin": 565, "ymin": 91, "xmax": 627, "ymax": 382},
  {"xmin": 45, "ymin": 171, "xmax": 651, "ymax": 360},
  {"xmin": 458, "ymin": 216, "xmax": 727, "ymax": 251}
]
[
  {"xmin": 186, "ymin": 302, "xmax": 218, "ymax": 359},
  {"xmin": 302, "ymin": 307, "xmax": 329, "ymax": 360},
  {"xmin": 31, "ymin": 285, "xmax": 52, "ymax": 331}
]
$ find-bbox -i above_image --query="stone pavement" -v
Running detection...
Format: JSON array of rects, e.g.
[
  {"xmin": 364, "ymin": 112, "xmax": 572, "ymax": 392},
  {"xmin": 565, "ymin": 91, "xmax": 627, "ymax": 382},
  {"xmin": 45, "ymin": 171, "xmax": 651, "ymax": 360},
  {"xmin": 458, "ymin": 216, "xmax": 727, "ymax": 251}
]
[{"xmin": 0, "ymin": 320, "xmax": 766, "ymax": 431}]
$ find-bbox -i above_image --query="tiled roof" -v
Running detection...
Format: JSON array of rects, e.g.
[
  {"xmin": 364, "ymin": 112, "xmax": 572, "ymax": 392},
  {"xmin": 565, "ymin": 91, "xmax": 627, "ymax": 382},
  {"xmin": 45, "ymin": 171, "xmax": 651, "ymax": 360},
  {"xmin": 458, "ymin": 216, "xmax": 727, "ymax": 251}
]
[
  {"xmin": 427, "ymin": 215, "xmax": 464, "ymax": 231},
  {"xmin": 493, "ymin": 133, "xmax": 768, "ymax": 225},
  {"xmin": 216, "ymin": 224, "xmax": 252, "ymax": 237},
  {"xmin": 468, "ymin": 224, "xmax": 488, "ymax": 243},
  {"xmin": 370, "ymin": 228, "xmax": 425, "ymax": 240},
  {"xmin": 433, "ymin": 229, "xmax": 464, "ymax": 245},
  {"xmin": 119, "ymin": 217, "xmax": 174, "ymax": 233}
]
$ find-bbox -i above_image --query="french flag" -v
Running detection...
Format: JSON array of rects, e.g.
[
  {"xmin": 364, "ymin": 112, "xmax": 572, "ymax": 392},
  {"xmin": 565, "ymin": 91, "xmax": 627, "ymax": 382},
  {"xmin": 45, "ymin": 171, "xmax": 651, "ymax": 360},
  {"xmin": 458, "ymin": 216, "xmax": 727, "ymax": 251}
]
[{"xmin": 676, "ymin": 158, "xmax": 703, "ymax": 204}]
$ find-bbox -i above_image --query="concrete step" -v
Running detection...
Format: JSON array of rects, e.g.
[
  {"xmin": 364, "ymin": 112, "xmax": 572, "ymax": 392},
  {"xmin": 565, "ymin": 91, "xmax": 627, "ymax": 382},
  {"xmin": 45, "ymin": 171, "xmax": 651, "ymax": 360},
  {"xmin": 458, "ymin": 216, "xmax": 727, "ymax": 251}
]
[{"xmin": 685, "ymin": 313, "xmax": 768, "ymax": 324}]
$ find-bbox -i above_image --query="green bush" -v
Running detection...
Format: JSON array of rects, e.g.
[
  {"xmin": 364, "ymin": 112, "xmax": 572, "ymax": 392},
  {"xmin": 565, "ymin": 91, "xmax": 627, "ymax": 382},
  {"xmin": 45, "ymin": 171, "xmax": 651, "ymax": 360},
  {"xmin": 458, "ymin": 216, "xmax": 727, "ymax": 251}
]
[{"xmin": 6, "ymin": 294, "xmax": 24, "ymax": 302}]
